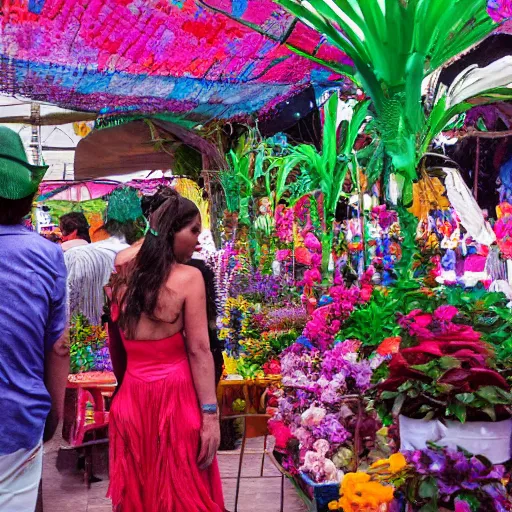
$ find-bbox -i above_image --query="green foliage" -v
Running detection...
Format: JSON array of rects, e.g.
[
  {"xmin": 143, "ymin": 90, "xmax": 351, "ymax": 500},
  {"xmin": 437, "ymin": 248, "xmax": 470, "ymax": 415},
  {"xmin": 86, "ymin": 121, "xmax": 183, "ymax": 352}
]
[
  {"xmin": 339, "ymin": 285, "xmax": 433, "ymax": 352},
  {"xmin": 69, "ymin": 313, "xmax": 107, "ymax": 374},
  {"xmin": 338, "ymin": 289, "xmax": 402, "ymax": 348},
  {"xmin": 219, "ymin": 167, "xmax": 241, "ymax": 213},
  {"xmin": 277, "ymin": 0, "xmax": 498, "ymax": 184},
  {"xmin": 236, "ymin": 359, "xmax": 263, "ymax": 379},
  {"xmin": 243, "ymin": 330, "xmax": 299, "ymax": 366},
  {"xmin": 290, "ymin": 96, "xmax": 370, "ymax": 229}
]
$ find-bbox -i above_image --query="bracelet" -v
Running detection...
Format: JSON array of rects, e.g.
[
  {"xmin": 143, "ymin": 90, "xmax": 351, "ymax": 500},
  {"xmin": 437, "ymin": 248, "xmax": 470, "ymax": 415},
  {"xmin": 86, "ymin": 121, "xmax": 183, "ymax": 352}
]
[{"xmin": 201, "ymin": 403, "xmax": 218, "ymax": 415}]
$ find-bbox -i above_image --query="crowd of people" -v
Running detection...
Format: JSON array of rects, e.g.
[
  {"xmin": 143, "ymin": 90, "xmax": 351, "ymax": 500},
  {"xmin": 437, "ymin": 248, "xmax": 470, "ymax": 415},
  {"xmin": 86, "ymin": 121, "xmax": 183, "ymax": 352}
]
[{"xmin": 0, "ymin": 126, "xmax": 226, "ymax": 511}]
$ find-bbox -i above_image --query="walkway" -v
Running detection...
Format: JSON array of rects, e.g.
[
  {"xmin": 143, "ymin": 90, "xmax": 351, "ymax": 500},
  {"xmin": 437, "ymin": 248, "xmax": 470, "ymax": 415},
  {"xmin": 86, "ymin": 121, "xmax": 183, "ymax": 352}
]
[{"xmin": 42, "ymin": 436, "xmax": 308, "ymax": 512}]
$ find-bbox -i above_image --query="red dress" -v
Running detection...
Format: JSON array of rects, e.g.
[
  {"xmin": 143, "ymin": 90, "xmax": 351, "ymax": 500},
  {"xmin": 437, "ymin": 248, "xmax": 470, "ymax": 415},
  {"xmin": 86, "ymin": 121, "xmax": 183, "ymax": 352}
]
[{"xmin": 108, "ymin": 324, "xmax": 225, "ymax": 511}]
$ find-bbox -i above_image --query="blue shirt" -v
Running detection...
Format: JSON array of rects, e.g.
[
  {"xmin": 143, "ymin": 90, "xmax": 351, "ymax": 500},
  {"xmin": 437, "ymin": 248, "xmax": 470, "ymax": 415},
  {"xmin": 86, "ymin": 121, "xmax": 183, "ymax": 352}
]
[{"xmin": 0, "ymin": 224, "xmax": 67, "ymax": 454}]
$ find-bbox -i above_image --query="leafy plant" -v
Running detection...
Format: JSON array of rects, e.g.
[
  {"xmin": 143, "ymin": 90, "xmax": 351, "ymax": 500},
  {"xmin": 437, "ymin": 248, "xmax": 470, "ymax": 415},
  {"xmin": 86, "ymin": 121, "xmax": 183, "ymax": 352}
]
[
  {"xmin": 219, "ymin": 167, "xmax": 240, "ymax": 213},
  {"xmin": 377, "ymin": 306, "xmax": 512, "ymax": 422},
  {"xmin": 69, "ymin": 313, "xmax": 108, "ymax": 374},
  {"xmin": 277, "ymin": 0, "xmax": 501, "ymax": 190},
  {"xmin": 287, "ymin": 94, "xmax": 370, "ymax": 278},
  {"xmin": 236, "ymin": 358, "xmax": 264, "ymax": 379}
]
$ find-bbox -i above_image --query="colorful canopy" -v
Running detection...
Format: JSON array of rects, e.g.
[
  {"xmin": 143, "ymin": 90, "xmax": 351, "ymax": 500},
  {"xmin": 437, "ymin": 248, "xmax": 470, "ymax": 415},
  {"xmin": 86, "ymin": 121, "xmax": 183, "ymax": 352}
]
[{"xmin": 0, "ymin": 0, "xmax": 349, "ymax": 124}]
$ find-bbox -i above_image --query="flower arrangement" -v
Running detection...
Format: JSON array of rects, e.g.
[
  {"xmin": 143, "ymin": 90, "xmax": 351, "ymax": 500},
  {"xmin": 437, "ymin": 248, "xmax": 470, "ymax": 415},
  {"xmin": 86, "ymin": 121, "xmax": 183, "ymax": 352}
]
[
  {"xmin": 275, "ymin": 340, "xmax": 379, "ymax": 478},
  {"xmin": 219, "ymin": 296, "xmax": 255, "ymax": 358},
  {"xmin": 377, "ymin": 305, "xmax": 512, "ymax": 423},
  {"xmin": 69, "ymin": 313, "xmax": 109, "ymax": 374},
  {"xmin": 303, "ymin": 283, "xmax": 369, "ymax": 351},
  {"xmin": 230, "ymin": 269, "xmax": 293, "ymax": 306},
  {"xmin": 327, "ymin": 471, "xmax": 395, "ymax": 512},
  {"xmin": 403, "ymin": 445, "xmax": 511, "ymax": 512},
  {"xmin": 275, "ymin": 204, "xmax": 294, "ymax": 244},
  {"xmin": 206, "ymin": 244, "xmax": 240, "ymax": 315}
]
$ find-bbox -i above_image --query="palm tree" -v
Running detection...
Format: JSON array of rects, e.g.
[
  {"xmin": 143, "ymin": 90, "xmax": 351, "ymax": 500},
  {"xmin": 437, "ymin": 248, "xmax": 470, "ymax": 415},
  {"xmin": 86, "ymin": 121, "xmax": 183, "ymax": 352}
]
[
  {"xmin": 276, "ymin": 0, "xmax": 512, "ymax": 279},
  {"xmin": 276, "ymin": 0, "xmax": 509, "ymax": 195}
]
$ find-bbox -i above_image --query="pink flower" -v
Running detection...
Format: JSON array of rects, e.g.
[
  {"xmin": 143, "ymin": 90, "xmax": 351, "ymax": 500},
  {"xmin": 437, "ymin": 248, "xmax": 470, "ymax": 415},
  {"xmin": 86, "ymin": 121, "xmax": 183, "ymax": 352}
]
[
  {"xmin": 454, "ymin": 500, "xmax": 472, "ymax": 512},
  {"xmin": 276, "ymin": 249, "xmax": 291, "ymax": 262},
  {"xmin": 360, "ymin": 284, "xmax": 373, "ymax": 302},
  {"xmin": 310, "ymin": 253, "xmax": 322, "ymax": 267},
  {"xmin": 268, "ymin": 419, "xmax": 293, "ymax": 450},
  {"xmin": 303, "ymin": 268, "xmax": 322, "ymax": 287},
  {"xmin": 434, "ymin": 305, "xmax": 458, "ymax": 322},
  {"xmin": 414, "ymin": 314, "xmax": 433, "ymax": 328},
  {"xmin": 304, "ymin": 233, "xmax": 322, "ymax": 253}
]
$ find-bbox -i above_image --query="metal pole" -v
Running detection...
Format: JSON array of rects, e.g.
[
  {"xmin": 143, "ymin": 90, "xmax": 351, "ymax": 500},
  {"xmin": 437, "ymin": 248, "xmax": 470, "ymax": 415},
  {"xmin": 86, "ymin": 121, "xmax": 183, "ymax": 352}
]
[
  {"xmin": 473, "ymin": 138, "xmax": 480, "ymax": 200},
  {"xmin": 30, "ymin": 103, "xmax": 41, "ymax": 165}
]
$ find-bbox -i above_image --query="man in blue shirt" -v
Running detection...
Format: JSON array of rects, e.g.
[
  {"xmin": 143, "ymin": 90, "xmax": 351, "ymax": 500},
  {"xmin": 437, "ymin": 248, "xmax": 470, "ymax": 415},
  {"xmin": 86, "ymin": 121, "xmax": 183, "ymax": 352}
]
[{"xmin": 0, "ymin": 127, "xmax": 69, "ymax": 511}]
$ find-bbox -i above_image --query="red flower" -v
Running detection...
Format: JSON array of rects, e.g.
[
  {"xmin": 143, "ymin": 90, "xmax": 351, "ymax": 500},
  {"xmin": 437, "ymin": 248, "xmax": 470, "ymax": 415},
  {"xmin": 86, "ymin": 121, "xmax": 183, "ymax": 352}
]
[
  {"xmin": 263, "ymin": 359, "xmax": 281, "ymax": 376},
  {"xmin": 377, "ymin": 337, "xmax": 401, "ymax": 356},
  {"xmin": 295, "ymin": 247, "xmax": 311, "ymax": 266}
]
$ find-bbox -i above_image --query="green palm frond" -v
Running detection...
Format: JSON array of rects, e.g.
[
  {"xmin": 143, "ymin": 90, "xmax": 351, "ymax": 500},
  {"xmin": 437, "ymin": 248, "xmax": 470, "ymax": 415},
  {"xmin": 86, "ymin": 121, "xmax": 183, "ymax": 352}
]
[
  {"xmin": 277, "ymin": 0, "xmax": 497, "ymax": 181},
  {"xmin": 289, "ymin": 94, "xmax": 370, "ymax": 226}
]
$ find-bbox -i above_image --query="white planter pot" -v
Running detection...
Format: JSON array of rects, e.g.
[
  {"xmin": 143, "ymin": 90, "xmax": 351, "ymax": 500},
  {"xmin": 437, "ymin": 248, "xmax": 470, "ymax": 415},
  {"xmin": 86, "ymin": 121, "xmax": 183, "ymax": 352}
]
[
  {"xmin": 399, "ymin": 415, "xmax": 443, "ymax": 451},
  {"xmin": 399, "ymin": 415, "xmax": 512, "ymax": 464}
]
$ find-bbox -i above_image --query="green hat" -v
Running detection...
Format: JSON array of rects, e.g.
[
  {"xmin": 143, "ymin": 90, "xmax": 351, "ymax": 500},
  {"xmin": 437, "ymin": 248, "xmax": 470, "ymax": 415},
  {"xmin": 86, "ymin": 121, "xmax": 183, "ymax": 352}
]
[
  {"xmin": 105, "ymin": 187, "xmax": 144, "ymax": 224},
  {"xmin": 0, "ymin": 126, "xmax": 48, "ymax": 200}
]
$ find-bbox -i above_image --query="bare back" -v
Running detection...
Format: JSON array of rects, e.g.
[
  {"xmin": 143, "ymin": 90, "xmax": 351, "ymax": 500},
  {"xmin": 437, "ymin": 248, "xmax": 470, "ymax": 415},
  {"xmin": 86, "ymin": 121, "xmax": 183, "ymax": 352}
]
[{"xmin": 114, "ymin": 244, "xmax": 202, "ymax": 341}]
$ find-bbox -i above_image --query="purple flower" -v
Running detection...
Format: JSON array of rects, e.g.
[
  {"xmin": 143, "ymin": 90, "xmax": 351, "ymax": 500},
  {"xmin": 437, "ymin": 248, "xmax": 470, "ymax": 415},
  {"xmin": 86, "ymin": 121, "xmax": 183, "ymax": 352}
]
[{"xmin": 313, "ymin": 414, "xmax": 350, "ymax": 446}]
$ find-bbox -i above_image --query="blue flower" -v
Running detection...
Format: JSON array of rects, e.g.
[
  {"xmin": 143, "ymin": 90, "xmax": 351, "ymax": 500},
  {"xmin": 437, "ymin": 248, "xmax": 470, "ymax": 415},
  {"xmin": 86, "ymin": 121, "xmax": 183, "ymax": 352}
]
[
  {"xmin": 297, "ymin": 335, "xmax": 313, "ymax": 349},
  {"xmin": 318, "ymin": 295, "xmax": 333, "ymax": 307}
]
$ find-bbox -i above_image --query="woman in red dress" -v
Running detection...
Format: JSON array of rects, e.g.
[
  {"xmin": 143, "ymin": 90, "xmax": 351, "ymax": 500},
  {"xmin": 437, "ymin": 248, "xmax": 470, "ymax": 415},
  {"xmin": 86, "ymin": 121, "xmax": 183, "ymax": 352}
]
[{"xmin": 107, "ymin": 192, "xmax": 224, "ymax": 511}]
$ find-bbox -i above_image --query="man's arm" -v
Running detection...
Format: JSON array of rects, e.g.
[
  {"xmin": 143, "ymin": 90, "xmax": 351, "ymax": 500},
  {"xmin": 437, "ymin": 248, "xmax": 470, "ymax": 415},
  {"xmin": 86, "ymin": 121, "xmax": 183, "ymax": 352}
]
[
  {"xmin": 43, "ymin": 329, "xmax": 70, "ymax": 442},
  {"xmin": 44, "ymin": 248, "xmax": 70, "ymax": 442}
]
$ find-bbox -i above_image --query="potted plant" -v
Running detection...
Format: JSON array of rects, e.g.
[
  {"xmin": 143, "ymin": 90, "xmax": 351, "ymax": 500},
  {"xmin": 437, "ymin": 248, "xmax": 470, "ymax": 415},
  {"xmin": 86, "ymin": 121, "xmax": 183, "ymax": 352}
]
[{"xmin": 376, "ymin": 305, "xmax": 512, "ymax": 464}]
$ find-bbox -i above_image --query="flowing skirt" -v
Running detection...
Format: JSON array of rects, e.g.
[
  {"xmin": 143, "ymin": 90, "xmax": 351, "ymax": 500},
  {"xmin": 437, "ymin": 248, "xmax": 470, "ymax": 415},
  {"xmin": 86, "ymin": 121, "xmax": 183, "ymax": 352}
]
[{"xmin": 108, "ymin": 352, "xmax": 224, "ymax": 512}]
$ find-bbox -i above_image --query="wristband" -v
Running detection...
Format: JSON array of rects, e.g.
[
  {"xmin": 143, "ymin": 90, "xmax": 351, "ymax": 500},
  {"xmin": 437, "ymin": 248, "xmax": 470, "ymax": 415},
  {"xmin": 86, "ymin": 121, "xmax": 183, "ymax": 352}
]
[{"xmin": 201, "ymin": 403, "xmax": 218, "ymax": 415}]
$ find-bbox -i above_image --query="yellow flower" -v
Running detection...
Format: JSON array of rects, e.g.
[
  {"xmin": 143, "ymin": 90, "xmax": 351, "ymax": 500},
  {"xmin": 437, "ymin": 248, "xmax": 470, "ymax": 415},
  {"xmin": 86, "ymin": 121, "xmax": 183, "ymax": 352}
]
[
  {"xmin": 388, "ymin": 453, "xmax": 407, "ymax": 473},
  {"xmin": 370, "ymin": 453, "xmax": 407, "ymax": 474},
  {"xmin": 223, "ymin": 353, "xmax": 238, "ymax": 375},
  {"xmin": 328, "ymin": 501, "xmax": 340, "ymax": 510},
  {"xmin": 376, "ymin": 426, "xmax": 389, "ymax": 437},
  {"xmin": 338, "ymin": 471, "xmax": 395, "ymax": 512}
]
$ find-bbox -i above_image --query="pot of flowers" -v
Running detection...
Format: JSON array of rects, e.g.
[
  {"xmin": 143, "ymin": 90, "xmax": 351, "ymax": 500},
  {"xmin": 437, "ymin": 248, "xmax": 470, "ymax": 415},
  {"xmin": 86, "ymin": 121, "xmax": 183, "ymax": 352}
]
[
  {"xmin": 400, "ymin": 444, "xmax": 511, "ymax": 512},
  {"xmin": 376, "ymin": 305, "xmax": 512, "ymax": 464}
]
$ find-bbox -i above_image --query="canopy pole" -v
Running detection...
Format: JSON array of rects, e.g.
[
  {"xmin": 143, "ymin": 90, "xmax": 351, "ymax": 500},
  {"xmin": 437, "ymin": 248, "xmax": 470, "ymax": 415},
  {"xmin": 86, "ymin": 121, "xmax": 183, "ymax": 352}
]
[
  {"xmin": 473, "ymin": 138, "xmax": 480, "ymax": 201},
  {"xmin": 30, "ymin": 103, "xmax": 42, "ymax": 165}
]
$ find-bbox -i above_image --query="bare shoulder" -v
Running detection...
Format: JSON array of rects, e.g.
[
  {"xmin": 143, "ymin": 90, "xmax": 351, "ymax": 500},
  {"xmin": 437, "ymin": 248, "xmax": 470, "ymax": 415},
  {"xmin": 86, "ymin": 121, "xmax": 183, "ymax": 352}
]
[
  {"xmin": 167, "ymin": 264, "xmax": 204, "ymax": 293},
  {"xmin": 115, "ymin": 243, "xmax": 140, "ymax": 268}
]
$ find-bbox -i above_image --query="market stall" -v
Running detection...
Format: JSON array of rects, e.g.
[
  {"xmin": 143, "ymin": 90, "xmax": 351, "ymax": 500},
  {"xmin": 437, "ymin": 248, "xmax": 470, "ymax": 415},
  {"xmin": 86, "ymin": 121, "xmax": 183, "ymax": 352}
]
[{"xmin": 3, "ymin": 0, "xmax": 512, "ymax": 511}]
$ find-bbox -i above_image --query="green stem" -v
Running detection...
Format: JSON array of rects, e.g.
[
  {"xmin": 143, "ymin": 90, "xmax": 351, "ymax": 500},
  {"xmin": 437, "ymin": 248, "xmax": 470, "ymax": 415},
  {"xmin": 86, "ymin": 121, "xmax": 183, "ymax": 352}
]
[
  {"xmin": 395, "ymin": 204, "xmax": 418, "ymax": 284},
  {"xmin": 321, "ymin": 230, "xmax": 333, "ymax": 284}
]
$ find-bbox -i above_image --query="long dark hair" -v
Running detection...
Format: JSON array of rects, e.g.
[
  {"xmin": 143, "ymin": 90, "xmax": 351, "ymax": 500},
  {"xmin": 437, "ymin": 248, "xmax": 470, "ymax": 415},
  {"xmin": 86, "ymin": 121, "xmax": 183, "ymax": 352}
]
[{"xmin": 118, "ymin": 191, "xmax": 199, "ymax": 337}]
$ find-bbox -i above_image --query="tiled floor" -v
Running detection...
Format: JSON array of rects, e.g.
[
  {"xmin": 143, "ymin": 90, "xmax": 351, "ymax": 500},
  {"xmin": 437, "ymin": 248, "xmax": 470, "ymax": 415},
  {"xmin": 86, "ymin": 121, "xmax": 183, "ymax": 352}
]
[{"xmin": 42, "ymin": 436, "xmax": 308, "ymax": 512}]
